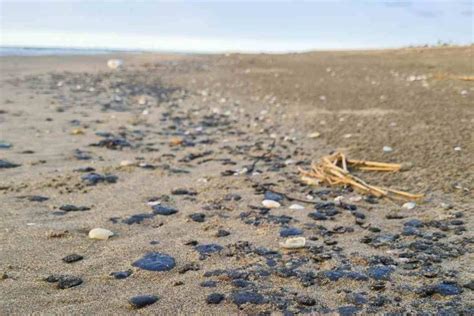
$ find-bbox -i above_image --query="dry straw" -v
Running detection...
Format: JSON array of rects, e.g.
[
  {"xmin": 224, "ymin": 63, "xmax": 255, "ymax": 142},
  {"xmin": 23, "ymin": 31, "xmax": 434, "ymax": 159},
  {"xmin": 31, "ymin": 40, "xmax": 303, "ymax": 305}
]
[{"xmin": 299, "ymin": 152, "xmax": 423, "ymax": 201}]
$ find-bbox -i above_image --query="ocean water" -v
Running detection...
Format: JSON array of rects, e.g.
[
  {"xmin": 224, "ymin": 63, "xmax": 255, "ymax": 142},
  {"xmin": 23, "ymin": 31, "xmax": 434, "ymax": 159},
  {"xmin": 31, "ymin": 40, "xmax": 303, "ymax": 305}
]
[{"xmin": 0, "ymin": 47, "xmax": 130, "ymax": 56}]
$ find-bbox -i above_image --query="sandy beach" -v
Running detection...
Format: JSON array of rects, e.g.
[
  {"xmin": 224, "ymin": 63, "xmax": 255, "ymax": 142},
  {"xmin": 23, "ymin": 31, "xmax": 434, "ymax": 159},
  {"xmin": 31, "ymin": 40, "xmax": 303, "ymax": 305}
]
[{"xmin": 0, "ymin": 46, "xmax": 473, "ymax": 314}]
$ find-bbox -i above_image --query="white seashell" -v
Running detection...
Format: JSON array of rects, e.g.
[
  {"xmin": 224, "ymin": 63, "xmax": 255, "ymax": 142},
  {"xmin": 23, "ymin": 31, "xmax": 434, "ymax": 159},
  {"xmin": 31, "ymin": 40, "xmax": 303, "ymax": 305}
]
[
  {"xmin": 236, "ymin": 168, "xmax": 248, "ymax": 175},
  {"xmin": 138, "ymin": 96, "xmax": 147, "ymax": 105},
  {"xmin": 279, "ymin": 237, "xmax": 306, "ymax": 249},
  {"xmin": 383, "ymin": 146, "xmax": 393, "ymax": 153},
  {"xmin": 402, "ymin": 202, "xmax": 416, "ymax": 210},
  {"xmin": 334, "ymin": 196, "xmax": 344, "ymax": 205},
  {"xmin": 89, "ymin": 228, "xmax": 114, "ymax": 240},
  {"xmin": 307, "ymin": 132, "xmax": 321, "ymax": 138},
  {"xmin": 120, "ymin": 160, "xmax": 135, "ymax": 167},
  {"xmin": 349, "ymin": 196, "xmax": 362, "ymax": 202},
  {"xmin": 107, "ymin": 59, "xmax": 123, "ymax": 70},
  {"xmin": 262, "ymin": 200, "xmax": 281, "ymax": 208},
  {"xmin": 147, "ymin": 201, "xmax": 161, "ymax": 206},
  {"xmin": 289, "ymin": 204, "xmax": 305, "ymax": 210}
]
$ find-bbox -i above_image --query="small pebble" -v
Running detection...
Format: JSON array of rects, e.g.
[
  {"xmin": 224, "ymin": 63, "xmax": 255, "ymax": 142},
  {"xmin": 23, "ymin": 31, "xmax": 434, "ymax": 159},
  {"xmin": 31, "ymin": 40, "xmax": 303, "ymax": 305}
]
[
  {"xmin": 120, "ymin": 160, "xmax": 136, "ymax": 167},
  {"xmin": 107, "ymin": 59, "xmax": 124, "ymax": 70},
  {"xmin": 59, "ymin": 205, "xmax": 90, "ymax": 212},
  {"xmin": 231, "ymin": 291, "xmax": 265, "ymax": 306},
  {"xmin": 307, "ymin": 132, "xmax": 321, "ymax": 138},
  {"xmin": 280, "ymin": 227, "xmax": 303, "ymax": 237},
  {"xmin": 128, "ymin": 295, "xmax": 158, "ymax": 309},
  {"xmin": 216, "ymin": 229, "xmax": 230, "ymax": 237},
  {"xmin": 152, "ymin": 205, "xmax": 178, "ymax": 216},
  {"xmin": 289, "ymin": 204, "xmax": 305, "ymax": 210},
  {"xmin": 279, "ymin": 237, "xmax": 306, "ymax": 249},
  {"xmin": 110, "ymin": 270, "xmax": 132, "ymax": 279},
  {"xmin": 195, "ymin": 244, "xmax": 223, "ymax": 255},
  {"xmin": 0, "ymin": 142, "xmax": 12, "ymax": 149},
  {"xmin": 132, "ymin": 252, "xmax": 176, "ymax": 271},
  {"xmin": 62, "ymin": 254, "xmax": 83, "ymax": 263},
  {"xmin": 200, "ymin": 280, "xmax": 217, "ymax": 287},
  {"xmin": 296, "ymin": 295, "xmax": 316, "ymax": 306},
  {"xmin": 0, "ymin": 159, "xmax": 21, "ymax": 169},
  {"xmin": 402, "ymin": 202, "xmax": 416, "ymax": 210},
  {"xmin": 206, "ymin": 293, "xmax": 225, "ymax": 304},
  {"xmin": 57, "ymin": 275, "xmax": 83, "ymax": 289},
  {"xmin": 189, "ymin": 213, "xmax": 206, "ymax": 223},
  {"xmin": 88, "ymin": 228, "xmax": 114, "ymax": 240},
  {"xmin": 262, "ymin": 200, "xmax": 281, "ymax": 208},
  {"xmin": 264, "ymin": 191, "xmax": 284, "ymax": 202},
  {"xmin": 383, "ymin": 146, "xmax": 393, "ymax": 153}
]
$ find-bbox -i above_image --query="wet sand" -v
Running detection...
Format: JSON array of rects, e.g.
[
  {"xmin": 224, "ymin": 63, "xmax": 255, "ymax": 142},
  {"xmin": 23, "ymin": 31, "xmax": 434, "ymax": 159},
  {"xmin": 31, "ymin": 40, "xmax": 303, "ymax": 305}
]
[{"xmin": 0, "ymin": 47, "xmax": 473, "ymax": 314}]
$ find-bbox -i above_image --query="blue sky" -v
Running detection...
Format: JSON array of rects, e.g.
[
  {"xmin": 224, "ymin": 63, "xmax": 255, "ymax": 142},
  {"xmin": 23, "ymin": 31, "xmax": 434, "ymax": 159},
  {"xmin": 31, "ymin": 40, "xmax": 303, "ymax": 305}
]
[{"xmin": 0, "ymin": 1, "xmax": 472, "ymax": 52}]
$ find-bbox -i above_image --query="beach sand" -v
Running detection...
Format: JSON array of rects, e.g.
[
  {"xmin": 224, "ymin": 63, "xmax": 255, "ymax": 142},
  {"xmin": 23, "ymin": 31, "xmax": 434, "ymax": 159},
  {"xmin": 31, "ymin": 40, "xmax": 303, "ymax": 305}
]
[{"xmin": 0, "ymin": 46, "xmax": 472, "ymax": 314}]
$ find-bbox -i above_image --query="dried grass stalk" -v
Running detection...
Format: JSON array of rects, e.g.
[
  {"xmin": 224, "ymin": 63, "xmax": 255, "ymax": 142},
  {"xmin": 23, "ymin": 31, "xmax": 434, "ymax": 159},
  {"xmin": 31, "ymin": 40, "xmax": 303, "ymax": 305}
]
[
  {"xmin": 456, "ymin": 76, "xmax": 474, "ymax": 82},
  {"xmin": 299, "ymin": 152, "xmax": 423, "ymax": 201}
]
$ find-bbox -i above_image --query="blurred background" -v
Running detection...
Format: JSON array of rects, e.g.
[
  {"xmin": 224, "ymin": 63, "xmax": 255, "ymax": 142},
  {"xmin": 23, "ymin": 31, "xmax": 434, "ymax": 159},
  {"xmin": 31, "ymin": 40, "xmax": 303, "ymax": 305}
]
[{"xmin": 0, "ymin": 1, "xmax": 473, "ymax": 53}]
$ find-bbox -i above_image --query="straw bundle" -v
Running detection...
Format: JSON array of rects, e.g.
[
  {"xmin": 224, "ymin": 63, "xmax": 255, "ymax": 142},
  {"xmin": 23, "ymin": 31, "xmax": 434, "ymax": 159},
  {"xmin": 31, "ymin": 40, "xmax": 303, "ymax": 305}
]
[{"xmin": 299, "ymin": 152, "xmax": 423, "ymax": 201}]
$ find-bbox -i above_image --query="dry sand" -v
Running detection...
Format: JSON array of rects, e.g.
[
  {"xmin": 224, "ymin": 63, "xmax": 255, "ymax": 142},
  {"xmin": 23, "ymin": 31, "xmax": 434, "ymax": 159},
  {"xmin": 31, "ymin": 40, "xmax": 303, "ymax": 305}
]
[{"xmin": 0, "ymin": 47, "xmax": 473, "ymax": 314}]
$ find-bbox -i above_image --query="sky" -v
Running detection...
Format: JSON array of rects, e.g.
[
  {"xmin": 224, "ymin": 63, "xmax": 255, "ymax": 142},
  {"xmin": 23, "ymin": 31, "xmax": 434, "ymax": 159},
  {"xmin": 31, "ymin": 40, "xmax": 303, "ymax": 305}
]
[{"xmin": 0, "ymin": 1, "xmax": 472, "ymax": 53}]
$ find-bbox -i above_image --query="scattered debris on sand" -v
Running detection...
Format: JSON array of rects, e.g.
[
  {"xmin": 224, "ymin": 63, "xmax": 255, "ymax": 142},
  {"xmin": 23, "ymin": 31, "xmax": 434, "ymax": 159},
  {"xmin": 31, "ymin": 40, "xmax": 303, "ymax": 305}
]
[{"xmin": 300, "ymin": 152, "xmax": 423, "ymax": 200}]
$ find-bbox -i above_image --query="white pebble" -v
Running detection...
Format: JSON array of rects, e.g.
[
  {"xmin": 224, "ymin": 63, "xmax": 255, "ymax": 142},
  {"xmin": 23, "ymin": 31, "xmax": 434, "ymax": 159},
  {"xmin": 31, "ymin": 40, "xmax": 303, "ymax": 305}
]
[
  {"xmin": 383, "ymin": 146, "xmax": 393, "ymax": 153},
  {"xmin": 289, "ymin": 204, "xmax": 305, "ymax": 210},
  {"xmin": 138, "ymin": 96, "xmax": 147, "ymax": 105},
  {"xmin": 89, "ymin": 228, "xmax": 114, "ymax": 240},
  {"xmin": 307, "ymin": 132, "xmax": 321, "ymax": 139},
  {"xmin": 402, "ymin": 202, "xmax": 416, "ymax": 210},
  {"xmin": 147, "ymin": 201, "xmax": 161, "ymax": 207},
  {"xmin": 107, "ymin": 59, "xmax": 123, "ymax": 70},
  {"xmin": 120, "ymin": 160, "xmax": 135, "ymax": 167},
  {"xmin": 262, "ymin": 200, "xmax": 281, "ymax": 208},
  {"xmin": 279, "ymin": 237, "xmax": 306, "ymax": 249},
  {"xmin": 334, "ymin": 196, "xmax": 345, "ymax": 205},
  {"xmin": 454, "ymin": 146, "xmax": 462, "ymax": 151},
  {"xmin": 349, "ymin": 196, "xmax": 362, "ymax": 202}
]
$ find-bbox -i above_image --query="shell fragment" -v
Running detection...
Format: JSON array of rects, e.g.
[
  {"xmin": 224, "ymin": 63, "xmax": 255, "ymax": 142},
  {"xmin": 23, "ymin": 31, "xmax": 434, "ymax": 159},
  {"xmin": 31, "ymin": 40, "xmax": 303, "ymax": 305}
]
[{"xmin": 279, "ymin": 237, "xmax": 306, "ymax": 249}]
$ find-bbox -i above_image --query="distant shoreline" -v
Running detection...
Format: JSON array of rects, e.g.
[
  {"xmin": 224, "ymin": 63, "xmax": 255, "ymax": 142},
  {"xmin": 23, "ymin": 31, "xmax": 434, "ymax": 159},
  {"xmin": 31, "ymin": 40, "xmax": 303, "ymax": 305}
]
[
  {"xmin": 1, "ymin": 44, "xmax": 472, "ymax": 57},
  {"xmin": 0, "ymin": 46, "xmax": 144, "ymax": 57}
]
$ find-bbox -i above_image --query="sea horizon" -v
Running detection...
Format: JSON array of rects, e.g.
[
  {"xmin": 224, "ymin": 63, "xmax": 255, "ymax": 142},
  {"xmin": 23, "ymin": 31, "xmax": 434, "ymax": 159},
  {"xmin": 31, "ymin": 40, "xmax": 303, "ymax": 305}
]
[
  {"xmin": 0, "ymin": 46, "xmax": 143, "ymax": 57},
  {"xmin": 1, "ymin": 42, "xmax": 471, "ymax": 57}
]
